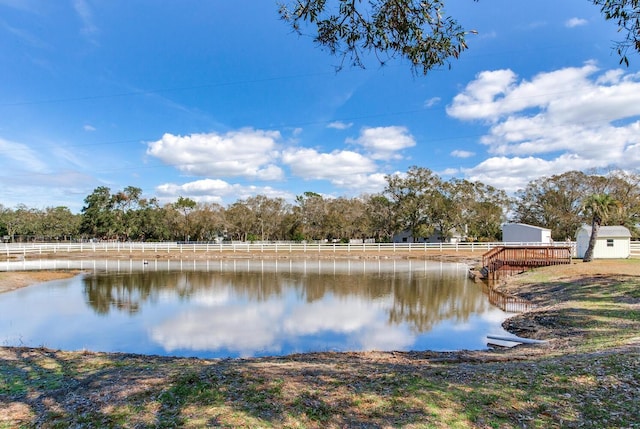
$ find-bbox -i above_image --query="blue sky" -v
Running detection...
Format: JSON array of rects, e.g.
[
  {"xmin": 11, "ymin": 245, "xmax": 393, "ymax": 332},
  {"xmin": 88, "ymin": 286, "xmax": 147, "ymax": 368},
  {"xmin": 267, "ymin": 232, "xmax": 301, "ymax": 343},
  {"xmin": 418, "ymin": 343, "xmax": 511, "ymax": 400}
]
[{"xmin": 1, "ymin": 0, "xmax": 639, "ymax": 212}]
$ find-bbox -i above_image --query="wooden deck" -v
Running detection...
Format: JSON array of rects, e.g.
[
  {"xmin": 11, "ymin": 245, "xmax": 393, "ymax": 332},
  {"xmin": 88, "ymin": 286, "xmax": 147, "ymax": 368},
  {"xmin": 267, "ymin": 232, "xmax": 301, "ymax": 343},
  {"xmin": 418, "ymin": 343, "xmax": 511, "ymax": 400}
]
[{"xmin": 481, "ymin": 246, "xmax": 572, "ymax": 279}]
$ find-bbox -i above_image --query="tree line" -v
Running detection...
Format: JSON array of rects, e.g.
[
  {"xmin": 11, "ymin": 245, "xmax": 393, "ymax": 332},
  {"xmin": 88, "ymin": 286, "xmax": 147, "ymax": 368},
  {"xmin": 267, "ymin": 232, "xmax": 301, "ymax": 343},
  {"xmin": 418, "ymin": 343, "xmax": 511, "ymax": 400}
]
[{"xmin": 1, "ymin": 168, "xmax": 638, "ymax": 243}]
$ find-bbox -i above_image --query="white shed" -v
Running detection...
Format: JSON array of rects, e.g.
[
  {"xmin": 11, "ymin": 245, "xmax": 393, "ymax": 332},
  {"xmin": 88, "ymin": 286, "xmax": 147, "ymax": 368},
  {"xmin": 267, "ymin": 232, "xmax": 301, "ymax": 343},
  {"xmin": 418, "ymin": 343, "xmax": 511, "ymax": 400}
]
[
  {"xmin": 392, "ymin": 228, "xmax": 463, "ymax": 243},
  {"xmin": 576, "ymin": 225, "xmax": 631, "ymax": 259},
  {"xmin": 502, "ymin": 223, "xmax": 552, "ymax": 244}
]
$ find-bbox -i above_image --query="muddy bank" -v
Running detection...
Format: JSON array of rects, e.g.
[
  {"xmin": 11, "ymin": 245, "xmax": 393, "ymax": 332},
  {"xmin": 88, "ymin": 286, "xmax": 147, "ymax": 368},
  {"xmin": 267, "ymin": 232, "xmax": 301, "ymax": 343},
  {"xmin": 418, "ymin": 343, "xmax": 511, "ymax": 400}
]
[{"xmin": 0, "ymin": 271, "xmax": 80, "ymax": 294}]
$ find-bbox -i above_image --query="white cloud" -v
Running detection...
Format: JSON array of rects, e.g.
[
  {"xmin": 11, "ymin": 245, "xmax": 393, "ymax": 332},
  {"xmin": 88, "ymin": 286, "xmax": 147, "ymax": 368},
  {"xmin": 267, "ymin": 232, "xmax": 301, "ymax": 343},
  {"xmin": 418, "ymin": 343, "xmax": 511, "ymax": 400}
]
[
  {"xmin": 448, "ymin": 63, "xmax": 640, "ymax": 190},
  {"xmin": 424, "ymin": 97, "xmax": 441, "ymax": 108},
  {"xmin": 565, "ymin": 17, "xmax": 588, "ymax": 28},
  {"xmin": 284, "ymin": 296, "xmax": 415, "ymax": 351},
  {"xmin": 463, "ymin": 156, "xmax": 556, "ymax": 193},
  {"xmin": 73, "ymin": 0, "xmax": 98, "ymax": 38},
  {"xmin": 346, "ymin": 126, "xmax": 416, "ymax": 160},
  {"xmin": 477, "ymin": 30, "xmax": 497, "ymax": 40},
  {"xmin": 327, "ymin": 121, "xmax": 353, "ymax": 130},
  {"xmin": 446, "ymin": 69, "xmax": 518, "ymax": 121},
  {"xmin": 440, "ymin": 167, "xmax": 459, "ymax": 176},
  {"xmin": 329, "ymin": 172, "xmax": 388, "ymax": 194},
  {"xmin": 83, "ymin": 124, "xmax": 96, "ymax": 132},
  {"xmin": 450, "ymin": 150, "xmax": 475, "ymax": 158},
  {"xmin": 149, "ymin": 125, "xmax": 408, "ymax": 201},
  {"xmin": 284, "ymin": 297, "xmax": 379, "ymax": 335},
  {"xmin": 0, "ymin": 137, "xmax": 48, "ymax": 172},
  {"xmin": 155, "ymin": 178, "xmax": 292, "ymax": 204},
  {"xmin": 0, "ymin": 135, "xmax": 101, "ymax": 210},
  {"xmin": 282, "ymin": 147, "xmax": 377, "ymax": 180},
  {"xmin": 151, "ymin": 301, "xmax": 286, "ymax": 356},
  {"xmin": 447, "ymin": 63, "xmax": 604, "ymax": 122},
  {"xmin": 0, "ymin": 174, "xmax": 94, "ymax": 211},
  {"xmin": 147, "ymin": 129, "xmax": 284, "ymax": 180},
  {"xmin": 151, "ymin": 294, "xmax": 416, "ymax": 356}
]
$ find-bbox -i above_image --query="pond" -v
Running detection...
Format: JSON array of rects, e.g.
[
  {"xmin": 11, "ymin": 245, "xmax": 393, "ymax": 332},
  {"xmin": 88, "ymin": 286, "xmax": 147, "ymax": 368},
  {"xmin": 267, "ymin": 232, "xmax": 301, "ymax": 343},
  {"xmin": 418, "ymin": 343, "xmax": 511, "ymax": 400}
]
[{"xmin": 0, "ymin": 259, "xmax": 520, "ymax": 358}]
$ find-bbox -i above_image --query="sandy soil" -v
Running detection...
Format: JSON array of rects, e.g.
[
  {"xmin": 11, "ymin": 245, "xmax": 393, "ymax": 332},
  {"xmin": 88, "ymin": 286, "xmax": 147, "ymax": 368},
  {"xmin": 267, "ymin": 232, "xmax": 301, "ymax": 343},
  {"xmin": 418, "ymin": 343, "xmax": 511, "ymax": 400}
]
[{"xmin": 0, "ymin": 271, "xmax": 81, "ymax": 294}]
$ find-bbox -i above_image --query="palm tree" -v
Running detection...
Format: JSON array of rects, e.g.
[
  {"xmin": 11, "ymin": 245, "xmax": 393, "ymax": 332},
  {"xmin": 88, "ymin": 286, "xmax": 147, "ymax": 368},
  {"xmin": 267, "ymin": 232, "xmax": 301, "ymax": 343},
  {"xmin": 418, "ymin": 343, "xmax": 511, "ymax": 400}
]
[{"xmin": 582, "ymin": 194, "xmax": 620, "ymax": 262}]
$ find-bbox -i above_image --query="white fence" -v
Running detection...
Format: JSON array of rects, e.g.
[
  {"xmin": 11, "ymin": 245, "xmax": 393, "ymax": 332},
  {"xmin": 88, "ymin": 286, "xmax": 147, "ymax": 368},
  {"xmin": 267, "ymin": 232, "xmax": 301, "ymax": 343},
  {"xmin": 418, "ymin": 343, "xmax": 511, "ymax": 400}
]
[
  {"xmin": 3, "ymin": 241, "xmax": 639, "ymax": 258},
  {"xmin": 1, "ymin": 241, "xmax": 586, "ymax": 257}
]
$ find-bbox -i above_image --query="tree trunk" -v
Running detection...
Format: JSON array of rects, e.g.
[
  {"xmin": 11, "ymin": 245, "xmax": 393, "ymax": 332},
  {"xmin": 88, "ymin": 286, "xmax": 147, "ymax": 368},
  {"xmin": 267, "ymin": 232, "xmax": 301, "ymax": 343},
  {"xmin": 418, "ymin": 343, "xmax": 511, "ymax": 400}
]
[{"xmin": 582, "ymin": 218, "xmax": 601, "ymax": 262}]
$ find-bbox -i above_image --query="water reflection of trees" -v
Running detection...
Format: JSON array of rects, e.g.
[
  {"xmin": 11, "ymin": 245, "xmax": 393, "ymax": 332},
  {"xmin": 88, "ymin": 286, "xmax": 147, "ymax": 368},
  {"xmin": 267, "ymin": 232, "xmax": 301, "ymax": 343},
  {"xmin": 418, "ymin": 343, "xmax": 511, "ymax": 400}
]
[
  {"xmin": 387, "ymin": 274, "xmax": 488, "ymax": 332},
  {"xmin": 83, "ymin": 268, "xmax": 490, "ymax": 332}
]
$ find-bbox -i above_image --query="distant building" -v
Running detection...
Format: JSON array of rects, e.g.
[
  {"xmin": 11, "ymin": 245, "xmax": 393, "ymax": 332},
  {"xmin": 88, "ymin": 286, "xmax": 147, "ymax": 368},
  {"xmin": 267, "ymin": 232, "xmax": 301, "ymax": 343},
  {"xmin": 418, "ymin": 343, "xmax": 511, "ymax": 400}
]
[
  {"xmin": 575, "ymin": 225, "xmax": 631, "ymax": 259},
  {"xmin": 502, "ymin": 223, "xmax": 552, "ymax": 244},
  {"xmin": 393, "ymin": 228, "xmax": 463, "ymax": 244}
]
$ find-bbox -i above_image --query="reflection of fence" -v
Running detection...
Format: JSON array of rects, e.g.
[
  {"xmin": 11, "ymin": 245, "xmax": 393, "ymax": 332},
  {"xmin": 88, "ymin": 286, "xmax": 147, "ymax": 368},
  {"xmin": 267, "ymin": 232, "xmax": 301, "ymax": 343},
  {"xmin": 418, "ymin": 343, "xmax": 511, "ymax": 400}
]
[
  {"xmin": 0, "ymin": 258, "xmax": 469, "ymax": 275},
  {"xmin": 482, "ymin": 246, "xmax": 572, "ymax": 280},
  {"xmin": 3, "ymin": 241, "xmax": 576, "ymax": 257},
  {"xmin": 481, "ymin": 283, "xmax": 534, "ymax": 313}
]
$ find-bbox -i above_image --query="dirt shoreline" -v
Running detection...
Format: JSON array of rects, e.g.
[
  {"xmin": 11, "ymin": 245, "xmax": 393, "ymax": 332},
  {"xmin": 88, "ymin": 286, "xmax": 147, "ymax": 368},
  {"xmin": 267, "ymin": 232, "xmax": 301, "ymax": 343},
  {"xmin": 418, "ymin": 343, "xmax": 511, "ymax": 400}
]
[{"xmin": 0, "ymin": 270, "xmax": 81, "ymax": 294}]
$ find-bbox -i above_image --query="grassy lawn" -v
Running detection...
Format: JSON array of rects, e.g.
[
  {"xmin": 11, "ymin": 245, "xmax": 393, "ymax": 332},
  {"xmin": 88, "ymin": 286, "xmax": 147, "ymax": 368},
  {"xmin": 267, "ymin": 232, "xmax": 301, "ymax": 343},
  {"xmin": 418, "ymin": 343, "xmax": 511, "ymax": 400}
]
[{"xmin": 1, "ymin": 259, "xmax": 639, "ymax": 428}]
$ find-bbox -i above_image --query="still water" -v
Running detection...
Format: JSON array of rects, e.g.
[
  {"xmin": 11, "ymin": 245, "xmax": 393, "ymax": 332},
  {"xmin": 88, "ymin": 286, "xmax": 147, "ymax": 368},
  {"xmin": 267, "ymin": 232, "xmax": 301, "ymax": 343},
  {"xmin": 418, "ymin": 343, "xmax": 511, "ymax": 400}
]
[{"xmin": 0, "ymin": 259, "xmax": 518, "ymax": 358}]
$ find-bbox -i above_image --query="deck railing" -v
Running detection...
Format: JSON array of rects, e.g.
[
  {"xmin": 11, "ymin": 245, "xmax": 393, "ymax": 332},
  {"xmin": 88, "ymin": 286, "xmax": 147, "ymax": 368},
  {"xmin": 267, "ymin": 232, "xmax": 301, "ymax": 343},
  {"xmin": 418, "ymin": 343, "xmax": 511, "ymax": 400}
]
[{"xmin": 482, "ymin": 245, "xmax": 573, "ymax": 280}]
